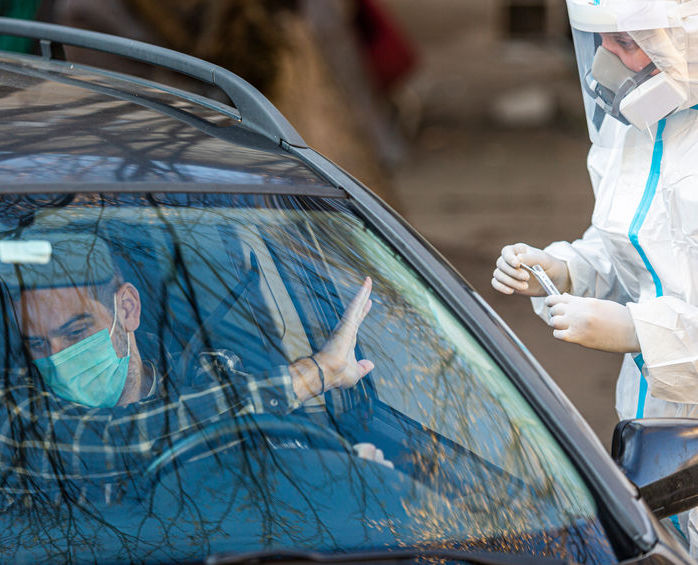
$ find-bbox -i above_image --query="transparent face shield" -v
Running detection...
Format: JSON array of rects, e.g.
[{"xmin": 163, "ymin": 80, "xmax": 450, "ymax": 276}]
[{"xmin": 572, "ymin": 27, "xmax": 687, "ymax": 145}]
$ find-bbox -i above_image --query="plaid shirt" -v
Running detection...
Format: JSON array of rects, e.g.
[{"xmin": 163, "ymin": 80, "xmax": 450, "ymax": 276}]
[{"xmin": 0, "ymin": 350, "xmax": 300, "ymax": 502}]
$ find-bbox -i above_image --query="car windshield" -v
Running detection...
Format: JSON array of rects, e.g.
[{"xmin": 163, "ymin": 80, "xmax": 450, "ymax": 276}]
[{"xmin": 0, "ymin": 192, "xmax": 615, "ymax": 564}]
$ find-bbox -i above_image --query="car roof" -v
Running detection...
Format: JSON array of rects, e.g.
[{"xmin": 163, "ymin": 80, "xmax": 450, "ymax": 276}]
[{"xmin": 0, "ymin": 23, "xmax": 341, "ymax": 197}]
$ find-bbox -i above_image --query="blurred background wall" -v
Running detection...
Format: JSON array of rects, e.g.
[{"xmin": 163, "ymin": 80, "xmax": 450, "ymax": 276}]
[
  {"xmin": 5, "ymin": 0, "xmax": 622, "ymax": 448},
  {"xmin": 379, "ymin": 0, "xmax": 622, "ymax": 448}
]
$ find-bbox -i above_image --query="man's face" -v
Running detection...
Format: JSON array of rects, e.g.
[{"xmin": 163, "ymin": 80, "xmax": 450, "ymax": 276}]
[
  {"xmin": 601, "ymin": 32, "xmax": 654, "ymax": 72},
  {"xmin": 19, "ymin": 286, "xmax": 114, "ymax": 360}
]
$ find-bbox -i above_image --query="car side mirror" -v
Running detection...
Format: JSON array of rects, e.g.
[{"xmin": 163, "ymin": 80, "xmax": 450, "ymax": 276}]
[{"xmin": 612, "ymin": 418, "xmax": 698, "ymax": 519}]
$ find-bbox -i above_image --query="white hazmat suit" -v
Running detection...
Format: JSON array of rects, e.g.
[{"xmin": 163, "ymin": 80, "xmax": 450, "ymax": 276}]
[
  {"xmin": 533, "ymin": 0, "xmax": 698, "ymax": 554},
  {"xmin": 533, "ymin": 112, "xmax": 698, "ymax": 422}
]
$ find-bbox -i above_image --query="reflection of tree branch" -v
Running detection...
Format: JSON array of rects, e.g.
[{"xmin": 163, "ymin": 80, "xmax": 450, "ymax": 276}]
[{"xmin": 0, "ymin": 192, "xmax": 613, "ymax": 562}]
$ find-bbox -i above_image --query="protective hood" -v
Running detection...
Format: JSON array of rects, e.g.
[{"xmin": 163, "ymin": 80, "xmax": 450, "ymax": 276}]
[
  {"xmin": 567, "ymin": 0, "xmax": 698, "ymax": 145},
  {"xmin": 631, "ymin": 23, "xmax": 698, "ymax": 109}
]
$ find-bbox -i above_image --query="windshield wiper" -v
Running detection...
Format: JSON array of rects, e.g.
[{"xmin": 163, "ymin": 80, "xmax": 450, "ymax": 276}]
[{"xmin": 205, "ymin": 548, "xmax": 578, "ymax": 565}]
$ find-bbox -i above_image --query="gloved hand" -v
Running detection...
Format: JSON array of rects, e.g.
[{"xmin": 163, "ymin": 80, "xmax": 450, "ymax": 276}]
[
  {"xmin": 545, "ymin": 294, "xmax": 640, "ymax": 353},
  {"xmin": 492, "ymin": 243, "xmax": 570, "ymax": 296}
]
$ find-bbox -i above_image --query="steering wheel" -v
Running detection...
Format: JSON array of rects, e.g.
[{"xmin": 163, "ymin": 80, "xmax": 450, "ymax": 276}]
[{"xmin": 145, "ymin": 414, "xmax": 354, "ymax": 481}]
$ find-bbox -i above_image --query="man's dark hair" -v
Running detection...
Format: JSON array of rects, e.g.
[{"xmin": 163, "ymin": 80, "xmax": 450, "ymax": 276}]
[{"xmin": 89, "ymin": 274, "xmax": 126, "ymax": 309}]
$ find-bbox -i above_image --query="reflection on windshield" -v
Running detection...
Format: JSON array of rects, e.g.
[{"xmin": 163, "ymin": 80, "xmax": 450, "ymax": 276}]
[{"xmin": 0, "ymin": 193, "xmax": 615, "ymax": 564}]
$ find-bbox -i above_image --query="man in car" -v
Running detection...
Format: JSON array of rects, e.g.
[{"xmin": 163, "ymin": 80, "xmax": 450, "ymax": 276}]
[
  {"xmin": 0, "ymin": 233, "xmax": 379, "ymax": 492},
  {"xmin": 17, "ymin": 235, "xmax": 373, "ymax": 410}
]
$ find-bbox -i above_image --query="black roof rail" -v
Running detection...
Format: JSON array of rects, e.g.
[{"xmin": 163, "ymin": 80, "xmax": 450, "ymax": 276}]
[{"xmin": 0, "ymin": 17, "xmax": 307, "ymax": 148}]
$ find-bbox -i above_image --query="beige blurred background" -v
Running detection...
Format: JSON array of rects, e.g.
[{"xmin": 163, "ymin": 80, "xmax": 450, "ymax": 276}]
[
  {"xmin": 43, "ymin": 0, "xmax": 621, "ymax": 448},
  {"xmin": 380, "ymin": 0, "xmax": 621, "ymax": 448}
]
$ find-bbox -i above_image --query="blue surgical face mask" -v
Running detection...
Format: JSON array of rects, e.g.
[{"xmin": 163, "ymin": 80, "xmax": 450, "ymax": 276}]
[{"xmin": 33, "ymin": 295, "xmax": 130, "ymax": 408}]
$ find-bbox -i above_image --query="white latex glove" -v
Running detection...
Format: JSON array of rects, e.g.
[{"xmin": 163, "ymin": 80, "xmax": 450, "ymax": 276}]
[
  {"xmin": 353, "ymin": 442, "xmax": 395, "ymax": 469},
  {"xmin": 492, "ymin": 243, "xmax": 570, "ymax": 296},
  {"xmin": 546, "ymin": 294, "xmax": 640, "ymax": 353}
]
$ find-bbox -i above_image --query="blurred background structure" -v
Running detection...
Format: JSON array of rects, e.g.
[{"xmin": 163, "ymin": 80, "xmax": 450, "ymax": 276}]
[
  {"xmin": 383, "ymin": 0, "xmax": 622, "ymax": 449},
  {"xmin": 2, "ymin": 0, "xmax": 621, "ymax": 448},
  {"xmin": 378, "ymin": 0, "xmax": 622, "ymax": 449}
]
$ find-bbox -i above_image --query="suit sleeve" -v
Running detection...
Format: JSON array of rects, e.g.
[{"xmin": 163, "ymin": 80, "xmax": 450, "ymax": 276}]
[{"xmin": 628, "ymin": 297, "xmax": 698, "ymax": 404}]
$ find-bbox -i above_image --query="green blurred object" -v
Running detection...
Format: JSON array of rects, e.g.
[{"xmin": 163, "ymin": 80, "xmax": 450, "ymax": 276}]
[{"xmin": 0, "ymin": 0, "xmax": 42, "ymax": 53}]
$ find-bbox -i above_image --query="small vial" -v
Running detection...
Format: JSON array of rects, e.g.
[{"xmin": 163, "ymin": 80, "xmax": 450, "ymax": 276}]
[{"xmin": 520, "ymin": 263, "xmax": 561, "ymax": 296}]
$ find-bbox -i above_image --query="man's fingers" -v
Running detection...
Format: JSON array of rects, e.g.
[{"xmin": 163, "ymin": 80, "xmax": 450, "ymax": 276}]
[
  {"xmin": 333, "ymin": 278, "xmax": 372, "ymax": 341},
  {"xmin": 343, "ymin": 277, "xmax": 372, "ymax": 324},
  {"xmin": 353, "ymin": 442, "xmax": 395, "ymax": 469},
  {"xmin": 347, "ymin": 278, "xmax": 371, "ymax": 312},
  {"xmin": 359, "ymin": 299, "xmax": 372, "ymax": 324},
  {"xmin": 357, "ymin": 276, "xmax": 372, "ymax": 304},
  {"xmin": 357, "ymin": 359, "xmax": 374, "ymax": 377},
  {"xmin": 342, "ymin": 297, "xmax": 372, "ymax": 334},
  {"xmin": 353, "ymin": 442, "xmax": 376, "ymax": 460}
]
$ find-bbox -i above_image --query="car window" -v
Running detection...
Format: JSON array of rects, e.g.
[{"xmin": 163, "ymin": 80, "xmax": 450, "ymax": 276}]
[{"xmin": 0, "ymin": 192, "xmax": 616, "ymax": 564}]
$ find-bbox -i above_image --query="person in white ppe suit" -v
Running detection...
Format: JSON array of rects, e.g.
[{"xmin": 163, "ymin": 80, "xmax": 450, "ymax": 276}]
[{"xmin": 492, "ymin": 0, "xmax": 698, "ymax": 554}]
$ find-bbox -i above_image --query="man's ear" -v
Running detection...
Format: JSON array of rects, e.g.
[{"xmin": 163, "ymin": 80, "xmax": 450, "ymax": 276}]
[{"xmin": 116, "ymin": 283, "xmax": 141, "ymax": 332}]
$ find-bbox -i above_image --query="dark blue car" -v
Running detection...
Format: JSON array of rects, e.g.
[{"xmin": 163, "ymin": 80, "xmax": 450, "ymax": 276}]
[{"xmin": 0, "ymin": 17, "xmax": 692, "ymax": 565}]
